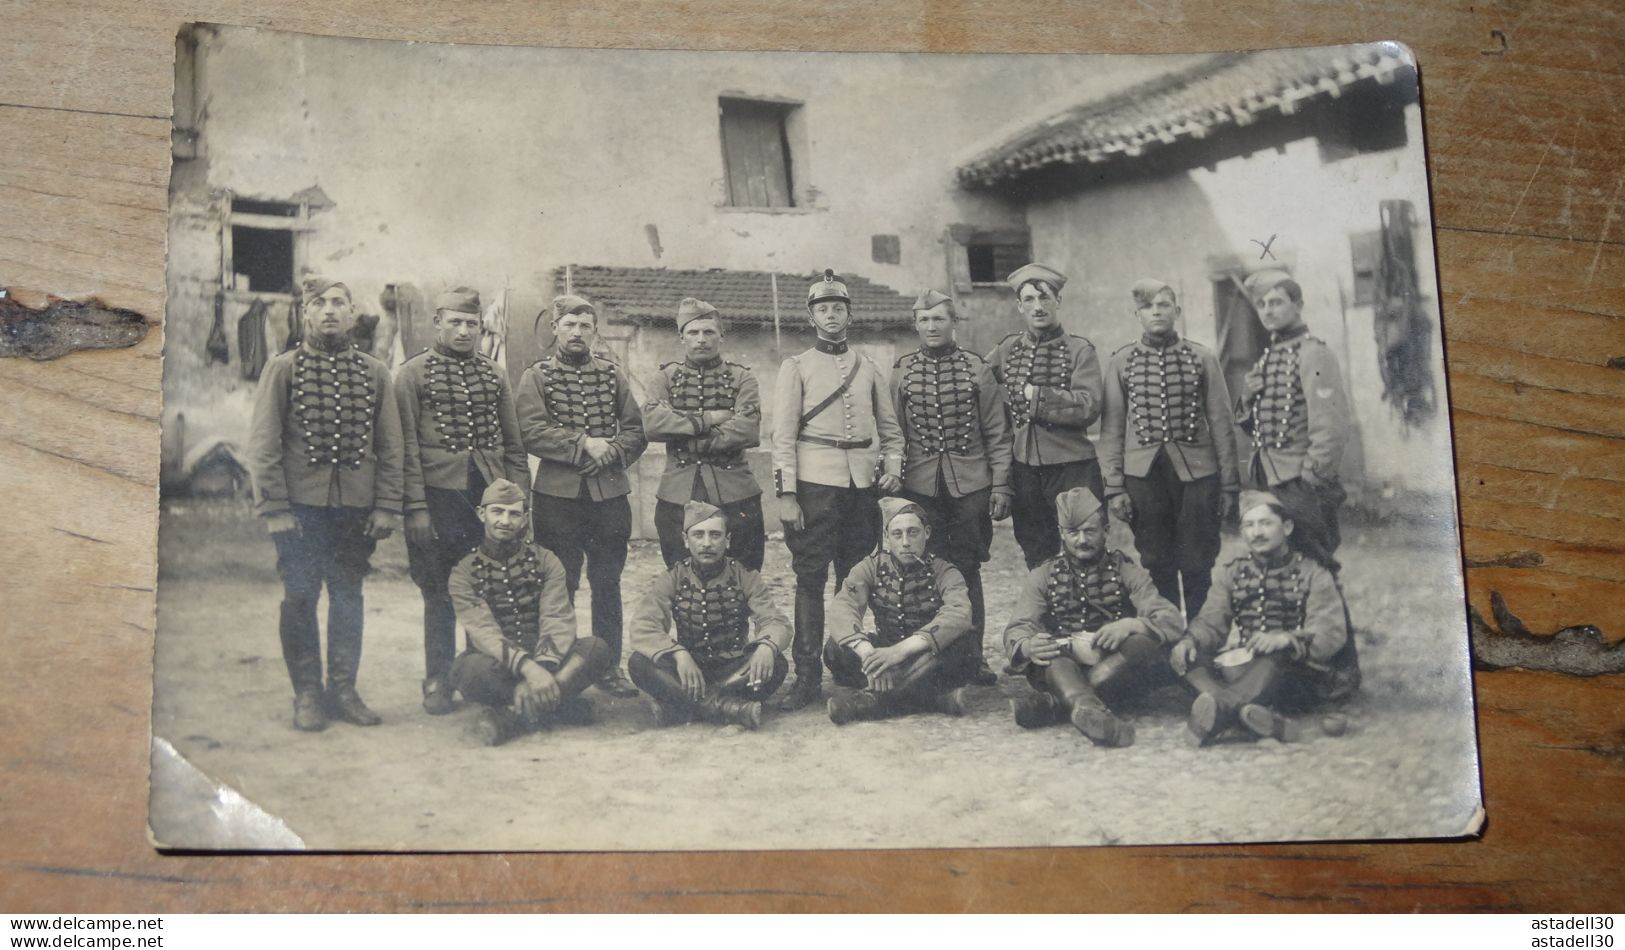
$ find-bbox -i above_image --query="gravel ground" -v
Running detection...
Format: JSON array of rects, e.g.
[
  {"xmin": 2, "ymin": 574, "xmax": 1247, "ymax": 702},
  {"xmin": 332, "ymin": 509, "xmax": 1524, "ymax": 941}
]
[{"xmin": 152, "ymin": 500, "xmax": 1482, "ymax": 850}]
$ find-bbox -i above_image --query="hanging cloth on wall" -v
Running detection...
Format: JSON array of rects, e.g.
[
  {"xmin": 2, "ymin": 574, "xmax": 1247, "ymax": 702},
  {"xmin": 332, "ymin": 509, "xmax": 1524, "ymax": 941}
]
[
  {"xmin": 206, "ymin": 294, "xmax": 230, "ymax": 365},
  {"xmin": 237, "ymin": 296, "xmax": 270, "ymax": 380}
]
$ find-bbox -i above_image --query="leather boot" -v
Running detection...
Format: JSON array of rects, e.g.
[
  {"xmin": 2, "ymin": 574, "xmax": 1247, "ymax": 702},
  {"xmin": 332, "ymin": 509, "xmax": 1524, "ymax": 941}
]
[
  {"xmin": 326, "ymin": 685, "xmax": 382, "ymax": 726},
  {"xmin": 648, "ymin": 698, "xmax": 690, "ymax": 727},
  {"xmin": 422, "ymin": 676, "xmax": 456, "ymax": 716},
  {"xmin": 293, "ymin": 688, "xmax": 328, "ymax": 732},
  {"xmin": 1010, "ymin": 691, "xmax": 1065, "ymax": 729},
  {"xmin": 472, "ymin": 705, "xmax": 521, "ymax": 747},
  {"xmin": 963, "ymin": 569, "xmax": 997, "ymax": 686},
  {"xmin": 780, "ymin": 586, "xmax": 825, "ymax": 711},
  {"xmin": 1240, "ymin": 703, "xmax": 1301, "ymax": 743},
  {"xmin": 550, "ymin": 695, "xmax": 595, "ymax": 727},
  {"xmin": 1070, "ymin": 704, "xmax": 1135, "ymax": 747},
  {"xmin": 1048, "ymin": 657, "xmax": 1133, "ymax": 746},
  {"xmin": 1185, "ymin": 692, "xmax": 1224, "ymax": 747},
  {"xmin": 698, "ymin": 693, "xmax": 762, "ymax": 730},
  {"xmin": 596, "ymin": 667, "xmax": 639, "ymax": 698},
  {"xmin": 1087, "ymin": 653, "xmax": 1133, "ymax": 695},
  {"xmin": 926, "ymin": 685, "xmax": 969, "ymax": 718},
  {"xmin": 827, "ymin": 689, "xmax": 884, "ymax": 725}
]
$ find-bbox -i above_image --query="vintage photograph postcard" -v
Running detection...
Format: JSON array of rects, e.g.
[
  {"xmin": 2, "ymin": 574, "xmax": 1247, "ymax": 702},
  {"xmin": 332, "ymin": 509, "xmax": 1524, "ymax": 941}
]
[{"xmin": 152, "ymin": 25, "xmax": 1481, "ymax": 850}]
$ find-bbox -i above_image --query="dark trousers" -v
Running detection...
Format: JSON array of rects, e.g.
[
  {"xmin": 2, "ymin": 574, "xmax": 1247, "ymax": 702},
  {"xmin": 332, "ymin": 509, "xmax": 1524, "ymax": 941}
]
[
  {"xmin": 1185, "ymin": 651, "xmax": 1346, "ymax": 715},
  {"xmin": 784, "ymin": 481, "xmax": 880, "ymax": 679},
  {"xmin": 824, "ymin": 639, "xmax": 952, "ymax": 712},
  {"xmin": 1249, "ymin": 468, "xmax": 1347, "ymax": 567},
  {"xmin": 532, "ymin": 492, "xmax": 632, "ymax": 662},
  {"xmin": 449, "ymin": 636, "xmax": 612, "ymax": 709},
  {"xmin": 1009, "ymin": 459, "xmax": 1104, "ymax": 569},
  {"xmin": 654, "ymin": 495, "xmax": 766, "ymax": 572},
  {"xmin": 1022, "ymin": 631, "xmax": 1164, "ymax": 714},
  {"xmin": 900, "ymin": 484, "xmax": 992, "ymax": 681},
  {"xmin": 1125, "ymin": 454, "xmax": 1222, "ymax": 617},
  {"xmin": 627, "ymin": 649, "xmax": 789, "ymax": 716},
  {"xmin": 272, "ymin": 504, "xmax": 378, "ymax": 694},
  {"xmin": 406, "ymin": 476, "xmax": 487, "ymax": 682}
]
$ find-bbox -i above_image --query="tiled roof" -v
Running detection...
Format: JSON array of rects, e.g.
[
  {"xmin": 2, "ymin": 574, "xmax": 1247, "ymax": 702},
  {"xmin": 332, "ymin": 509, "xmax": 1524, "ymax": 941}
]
[
  {"xmin": 957, "ymin": 43, "xmax": 1415, "ymax": 188},
  {"xmin": 555, "ymin": 265, "xmax": 917, "ymax": 327}
]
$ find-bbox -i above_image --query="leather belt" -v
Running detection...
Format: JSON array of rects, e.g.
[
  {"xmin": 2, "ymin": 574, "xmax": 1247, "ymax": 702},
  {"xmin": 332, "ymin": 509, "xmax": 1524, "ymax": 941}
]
[{"xmin": 798, "ymin": 434, "xmax": 872, "ymax": 450}]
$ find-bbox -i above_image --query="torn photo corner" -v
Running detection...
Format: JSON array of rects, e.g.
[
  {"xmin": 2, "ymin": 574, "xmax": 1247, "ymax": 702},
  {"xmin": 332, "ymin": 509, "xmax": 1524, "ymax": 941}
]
[{"xmin": 154, "ymin": 25, "xmax": 1481, "ymax": 851}]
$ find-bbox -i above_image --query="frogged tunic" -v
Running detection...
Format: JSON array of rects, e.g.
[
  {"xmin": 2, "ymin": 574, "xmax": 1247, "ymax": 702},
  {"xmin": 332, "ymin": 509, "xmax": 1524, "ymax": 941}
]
[
  {"xmin": 1099, "ymin": 335, "xmax": 1239, "ymax": 496},
  {"xmin": 1184, "ymin": 551, "xmax": 1348, "ymax": 668},
  {"xmin": 891, "ymin": 344, "xmax": 1013, "ymax": 498},
  {"xmin": 771, "ymin": 343, "xmax": 904, "ymax": 491},
  {"xmin": 826, "ymin": 553, "xmax": 971, "ymax": 657},
  {"xmin": 449, "ymin": 542, "xmax": 577, "ymax": 676},
  {"xmin": 641, "ymin": 357, "xmax": 762, "ymax": 505},
  {"xmin": 986, "ymin": 327, "xmax": 1105, "ymax": 467},
  {"xmin": 247, "ymin": 342, "xmax": 404, "ymax": 516},
  {"xmin": 393, "ymin": 344, "xmax": 529, "ymax": 511},
  {"xmin": 1002, "ymin": 548, "xmax": 1184, "ymax": 672},
  {"xmin": 626, "ymin": 557, "xmax": 792, "ymax": 666},
  {"xmin": 516, "ymin": 352, "xmax": 647, "ymax": 501},
  {"xmin": 1240, "ymin": 324, "xmax": 1351, "ymax": 487}
]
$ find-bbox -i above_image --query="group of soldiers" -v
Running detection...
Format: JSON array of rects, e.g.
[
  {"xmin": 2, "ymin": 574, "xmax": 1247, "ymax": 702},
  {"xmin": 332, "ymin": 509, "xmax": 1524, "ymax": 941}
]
[{"xmin": 245, "ymin": 261, "xmax": 1361, "ymax": 749}]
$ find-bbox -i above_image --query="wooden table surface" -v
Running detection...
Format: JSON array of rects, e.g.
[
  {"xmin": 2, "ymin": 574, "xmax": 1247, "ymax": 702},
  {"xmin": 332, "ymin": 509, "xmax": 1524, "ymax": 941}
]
[{"xmin": 1, "ymin": 0, "xmax": 1620, "ymax": 913}]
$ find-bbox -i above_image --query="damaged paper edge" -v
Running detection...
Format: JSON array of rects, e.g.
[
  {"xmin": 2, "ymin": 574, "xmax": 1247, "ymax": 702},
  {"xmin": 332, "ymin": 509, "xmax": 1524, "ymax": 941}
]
[
  {"xmin": 1469, "ymin": 590, "xmax": 1625, "ymax": 677},
  {"xmin": 148, "ymin": 735, "xmax": 306, "ymax": 850},
  {"xmin": 0, "ymin": 287, "xmax": 150, "ymax": 360}
]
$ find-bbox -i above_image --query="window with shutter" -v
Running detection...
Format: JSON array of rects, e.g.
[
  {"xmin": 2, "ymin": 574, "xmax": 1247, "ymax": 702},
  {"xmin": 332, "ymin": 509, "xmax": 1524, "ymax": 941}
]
[{"xmin": 719, "ymin": 98, "xmax": 797, "ymax": 209}]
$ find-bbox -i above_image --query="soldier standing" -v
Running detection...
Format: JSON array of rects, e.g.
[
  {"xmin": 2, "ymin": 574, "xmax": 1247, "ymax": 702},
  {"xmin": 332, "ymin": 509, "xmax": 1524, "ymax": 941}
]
[
  {"xmin": 1238, "ymin": 270, "xmax": 1352, "ymax": 566},
  {"xmin": 394, "ymin": 287, "xmax": 530, "ymax": 715},
  {"xmin": 642, "ymin": 297, "xmax": 766, "ymax": 571},
  {"xmin": 515, "ymin": 295, "xmax": 647, "ymax": 698},
  {"xmin": 1002, "ymin": 488, "xmax": 1184, "ymax": 747},
  {"xmin": 891, "ymin": 288, "xmax": 1012, "ymax": 685},
  {"xmin": 1099, "ymin": 278, "xmax": 1240, "ymax": 618},
  {"xmin": 986, "ymin": 263, "xmax": 1106, "ymax": 569},
  {"xmin": 626, "ymin": 501, "xmax": 792, "ymax": 730},
  {"xmin": 1170, "ymin": 490, "xmax": 1359, "ymax": 745},
  {"xmin": 771, "ymin": 269, "xmax": 905, "ymax": 711},
  {"xmin": 245, "ymin": 276, "xmax": 403, "ymax": 732},
  {"xmin": 823, "ymin": 498, "xmax": 973, "ymax": 724},
  {"xmin": 447, "ymin": 479, "xmax": 612, "ymax": 747}
]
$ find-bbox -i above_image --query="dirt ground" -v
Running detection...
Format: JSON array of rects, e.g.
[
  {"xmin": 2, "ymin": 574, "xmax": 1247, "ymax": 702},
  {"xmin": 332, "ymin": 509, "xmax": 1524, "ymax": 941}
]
[{"xmin": 151, "ymin": 499, "xmax": 1482, "ymax": 851}]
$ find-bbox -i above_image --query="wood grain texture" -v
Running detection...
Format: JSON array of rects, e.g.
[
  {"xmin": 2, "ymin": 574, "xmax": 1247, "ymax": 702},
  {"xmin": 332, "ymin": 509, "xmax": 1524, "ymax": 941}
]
[{"xmin": 1, "ymin": 0, "xmax": 1621, "ymax": 912}]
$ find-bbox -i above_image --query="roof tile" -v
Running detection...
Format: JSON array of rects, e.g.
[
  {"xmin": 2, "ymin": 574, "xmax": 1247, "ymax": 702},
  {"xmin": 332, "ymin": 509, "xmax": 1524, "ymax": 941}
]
[
  {"xmin": 554, "ymin": 265, "xmax": 917, "ymax": 327},
  {"xmin": 957, "ymin": 44, "xmax": 1414, "ymax": 188}
]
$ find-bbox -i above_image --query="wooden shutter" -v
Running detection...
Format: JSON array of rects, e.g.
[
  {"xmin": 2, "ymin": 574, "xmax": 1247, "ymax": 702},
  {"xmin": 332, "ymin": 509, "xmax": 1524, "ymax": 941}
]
[{"xmin": 721, "ymin": 100, "xmax": 793, "ymax": 208}]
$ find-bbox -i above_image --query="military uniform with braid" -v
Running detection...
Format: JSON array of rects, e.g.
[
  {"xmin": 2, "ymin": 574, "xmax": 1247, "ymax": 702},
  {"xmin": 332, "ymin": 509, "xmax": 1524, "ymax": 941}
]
[
  {"xmin": 1175, "ymin": 489, "xmax": 1359, "ymax": 745},
  {"xmin": 1100, "ymin": 279, "xmax": 1240, "ymax": 617},
  {"xmin": 394, "ymin": 288, "xmax": 530, "ymax": 712},
  {"xmin": 985, "ymin": 265, "xmax": 1106, "ymax": 569},
  {"xmin": 515, "ymin": 295, "xmax": 646, "ymax": 689},
  {"xmin": 643, "ymin": 298, "xmax": 766, "ymax": 570},
  {"xmin": 891, "ymin": 289, "xmax": 1013, "ymax": 686},
  {"xmin": 245, "ymin": 276, "xmax": 404, "ymax": 731},
  {"xmin": 1180, "ymin": 552, "xmax": 1358, "ymax": 708},
  {"xmin": 626, "ymin": 551, "xmax": 792, "ymax": 727},
  {"xmin": 822, "ymin": 498, "xmax": 973, "ymax": 723},
  {"xmin": 1001, "ymin": 487, "xmax": 1182, "ymax": 747},
  {"xmin": 1238, "ymin": 270, "xmax": 1352, "ymax": 565},
  {"xmin": 447, "ymin": 481, "xmax": 612, "ymax": 745}
]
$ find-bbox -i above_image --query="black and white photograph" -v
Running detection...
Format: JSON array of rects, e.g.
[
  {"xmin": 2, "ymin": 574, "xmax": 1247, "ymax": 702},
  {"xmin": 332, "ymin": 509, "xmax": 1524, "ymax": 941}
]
[{"xmin": 151, "ymin": 26, "xmax": 1481, "ymax": 851}]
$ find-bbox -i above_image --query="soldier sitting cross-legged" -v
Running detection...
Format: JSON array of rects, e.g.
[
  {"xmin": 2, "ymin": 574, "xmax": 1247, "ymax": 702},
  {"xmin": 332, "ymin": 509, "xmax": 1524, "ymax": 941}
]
[
  {"xmin": 1171, "ymin": 490, "xmax": 1360, "ymax": 746},
  {"xmin": 1002, "ymin": 487, "xmax": 1184, "ymax": 747},
  {"xmin": 626, "ymin": 501, "xmax": 792, "ymax": 730},
  {"xmin": 822, "ymin": 497, "xmax": 974, "ymax": 725},
  {"xmin": 447, "ymin": 479, "xmax": 612, "ymax": 747}
]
